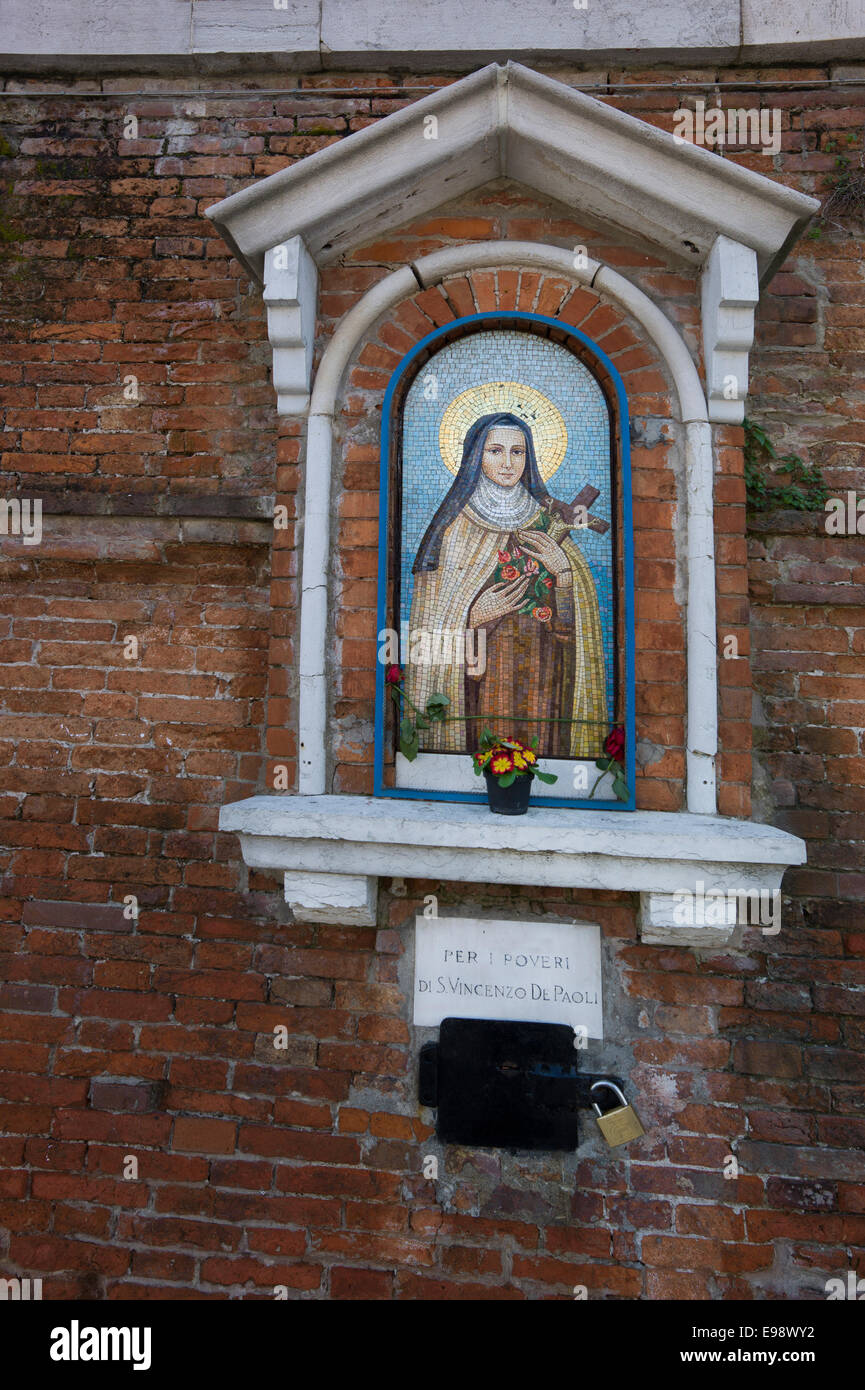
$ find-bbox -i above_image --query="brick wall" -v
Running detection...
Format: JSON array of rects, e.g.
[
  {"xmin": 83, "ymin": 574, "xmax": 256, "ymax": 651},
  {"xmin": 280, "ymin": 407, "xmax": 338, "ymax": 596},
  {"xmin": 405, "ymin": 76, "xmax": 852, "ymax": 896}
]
[{"xmin": 0, "ymin": 63, "xmax": 863, "ymax": 1299}]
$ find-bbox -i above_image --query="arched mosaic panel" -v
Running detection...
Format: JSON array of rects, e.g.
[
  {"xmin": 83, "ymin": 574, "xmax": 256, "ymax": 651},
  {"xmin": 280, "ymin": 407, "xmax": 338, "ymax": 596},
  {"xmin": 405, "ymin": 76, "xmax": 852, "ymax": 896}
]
[{"xmin": 375, "ymin": 314, "xmax": 634, "ymax": 808}]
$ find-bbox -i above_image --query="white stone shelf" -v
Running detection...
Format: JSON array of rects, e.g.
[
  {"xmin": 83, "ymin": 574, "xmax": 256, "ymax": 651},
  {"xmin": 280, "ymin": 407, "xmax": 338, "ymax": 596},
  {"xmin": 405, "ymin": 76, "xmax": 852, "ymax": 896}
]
[{"xmin": 219, "ymin": 795, "xmax": 807, "ymax": 944}]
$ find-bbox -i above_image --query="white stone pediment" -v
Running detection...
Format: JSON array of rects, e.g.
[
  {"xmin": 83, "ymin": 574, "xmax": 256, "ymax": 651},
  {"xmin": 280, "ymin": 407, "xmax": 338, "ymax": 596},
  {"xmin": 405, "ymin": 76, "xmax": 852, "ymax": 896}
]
[{"xmin": 206, "ymin": 61, "xmax": 818, "ymax": 285}]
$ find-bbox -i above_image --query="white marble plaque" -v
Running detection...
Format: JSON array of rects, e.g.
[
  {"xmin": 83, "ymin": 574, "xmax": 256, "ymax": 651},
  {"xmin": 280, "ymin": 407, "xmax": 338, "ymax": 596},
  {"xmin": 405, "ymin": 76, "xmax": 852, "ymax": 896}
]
[{"xmin": 413, "ymin": 916, "xmax": 603, "ymax": 1037}]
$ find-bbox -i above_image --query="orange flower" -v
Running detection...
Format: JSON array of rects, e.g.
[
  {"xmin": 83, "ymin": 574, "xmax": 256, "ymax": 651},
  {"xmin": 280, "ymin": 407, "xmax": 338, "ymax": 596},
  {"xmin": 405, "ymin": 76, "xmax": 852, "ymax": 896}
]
[
  {"xmin": 532, "ymin": 605, "xmax": 552, "ymax": 622},
  {"xmin": 501, "ymin": 564, "xmax": 519, "ymax": 581}
]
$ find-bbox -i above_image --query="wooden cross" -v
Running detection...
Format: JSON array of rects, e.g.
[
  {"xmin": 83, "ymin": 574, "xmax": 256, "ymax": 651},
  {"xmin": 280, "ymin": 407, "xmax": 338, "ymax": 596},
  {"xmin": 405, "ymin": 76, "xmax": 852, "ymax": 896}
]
[{"xmin": 552, "ymin": 484, "xmax": 610, "ymax": 536}]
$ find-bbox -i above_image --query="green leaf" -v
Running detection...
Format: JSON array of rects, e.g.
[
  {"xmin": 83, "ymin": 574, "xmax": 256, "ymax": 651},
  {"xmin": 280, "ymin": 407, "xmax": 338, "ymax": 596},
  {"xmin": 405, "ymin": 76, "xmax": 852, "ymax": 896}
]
[
  {"xmin": 595, "ymin": 758, "xmax": 610, "ymax": 772},
  {"xmin": 414, "ymin": 714, "xmax": 430, "ymax": 730},
  {"xmin": 534, "ymin": 769, "xmax": 558, "ymax": 785},
  {"xmin": 496, "ymin": 770, "xmax": 516, "ymax": 788},
  {"xmin": 399, "ymin": 725, "xmax": 419, "ymax": 762},
  {"xmin": 744, "ymin": 416, "xmax": 827, "ymax": 515},
  {"xmin": 424, "ymin": 692, "xmax": 449, "ymax": 723},
  {"xmin": 612, "ymin": 776, "xmax": 629, "ymax": 800}
]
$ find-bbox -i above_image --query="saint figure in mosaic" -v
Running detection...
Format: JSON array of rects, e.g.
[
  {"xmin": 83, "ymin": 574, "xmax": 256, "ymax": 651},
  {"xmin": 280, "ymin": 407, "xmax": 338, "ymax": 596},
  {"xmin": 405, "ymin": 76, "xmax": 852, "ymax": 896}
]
[{"xmin": 407, "ymin": 409, "xmax": 607, "ymax": 758}]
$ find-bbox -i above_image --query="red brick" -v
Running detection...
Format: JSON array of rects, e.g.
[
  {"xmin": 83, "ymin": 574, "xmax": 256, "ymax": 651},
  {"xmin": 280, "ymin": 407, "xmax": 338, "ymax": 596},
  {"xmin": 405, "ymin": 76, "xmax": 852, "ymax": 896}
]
[
  {"xmin": 173, "ymin": 1117, "xmax": 236, "ymax": 1155},
  {"xmin": 331, "ymin": 1266, "xmax": 394, "ymax": 1299}
]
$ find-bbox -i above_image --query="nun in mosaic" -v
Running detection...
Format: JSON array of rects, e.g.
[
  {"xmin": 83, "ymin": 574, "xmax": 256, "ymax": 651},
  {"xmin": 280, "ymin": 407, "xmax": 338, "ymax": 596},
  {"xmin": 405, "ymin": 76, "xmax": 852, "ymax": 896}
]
[{"xmin": 407, "ymin": 410, "xmax": 607, "ymax": 758}]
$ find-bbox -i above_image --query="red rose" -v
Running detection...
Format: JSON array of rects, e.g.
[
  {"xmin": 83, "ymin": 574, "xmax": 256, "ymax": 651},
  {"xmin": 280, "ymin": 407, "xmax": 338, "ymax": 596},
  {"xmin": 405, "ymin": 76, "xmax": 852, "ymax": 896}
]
[
  {"xmin": 385, "ymin": 664, "xmax": 402, "ymax": 685},
  {"xmin": 497, "ymin": 550, "xmax": 511, "ymax": 563},
  {"xmin": 501, "ymin": 564, "xmax": 519, "ymax": 581},
  {"xmin": 532, "ymin": 606, "xmax": 552, "ymax": 623},
  {"xmin": 604, "ymin": 727, "xmax": 625, "ymax": 762},
  {"xmin": 542, "ymin": 576, "xmax": 553, "ymax": 588}
]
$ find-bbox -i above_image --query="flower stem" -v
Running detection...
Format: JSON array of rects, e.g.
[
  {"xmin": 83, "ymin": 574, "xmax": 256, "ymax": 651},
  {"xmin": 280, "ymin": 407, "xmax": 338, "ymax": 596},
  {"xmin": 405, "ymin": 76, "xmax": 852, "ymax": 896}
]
[
  {"xmin": 588, "ymin": 757, "xmax": 616, "ymax": 798},
  {"xmin": 389, "ymin": 682, "xmax": 426, "ymax": 722}
]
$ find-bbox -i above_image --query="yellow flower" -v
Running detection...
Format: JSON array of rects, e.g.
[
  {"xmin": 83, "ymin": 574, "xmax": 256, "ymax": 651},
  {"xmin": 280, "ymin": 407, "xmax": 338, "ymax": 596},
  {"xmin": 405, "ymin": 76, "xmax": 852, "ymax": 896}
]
[
  {"xmin": 513, "ymin": 753, "xmax": 527, "ymax": 770},
  {"xmin": 490, "ymin": 753, "xmax": 513, "ymax": 775}
]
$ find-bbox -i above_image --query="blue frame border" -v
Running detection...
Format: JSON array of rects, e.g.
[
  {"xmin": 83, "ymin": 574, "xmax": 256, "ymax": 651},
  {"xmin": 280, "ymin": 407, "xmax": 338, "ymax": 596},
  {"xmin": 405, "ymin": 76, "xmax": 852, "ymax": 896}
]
[{"xmin": 373, "ymin": 311, "xmax": 636, "ymax": 811}]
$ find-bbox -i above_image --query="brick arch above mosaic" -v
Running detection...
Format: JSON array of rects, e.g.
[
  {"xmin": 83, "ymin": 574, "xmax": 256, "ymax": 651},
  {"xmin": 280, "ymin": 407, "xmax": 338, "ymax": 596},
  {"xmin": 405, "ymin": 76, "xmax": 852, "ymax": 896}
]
[{"xmin": 341, "ymin": 267, "xmax": 677, "ymax": 422}]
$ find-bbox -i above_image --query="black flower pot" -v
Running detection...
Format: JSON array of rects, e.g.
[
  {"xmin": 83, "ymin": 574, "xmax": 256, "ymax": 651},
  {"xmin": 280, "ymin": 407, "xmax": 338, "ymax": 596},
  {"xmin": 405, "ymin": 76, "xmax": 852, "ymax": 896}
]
[{"xmin": 483, "ymin": 769, "xmax": 534, "ymax": 815}]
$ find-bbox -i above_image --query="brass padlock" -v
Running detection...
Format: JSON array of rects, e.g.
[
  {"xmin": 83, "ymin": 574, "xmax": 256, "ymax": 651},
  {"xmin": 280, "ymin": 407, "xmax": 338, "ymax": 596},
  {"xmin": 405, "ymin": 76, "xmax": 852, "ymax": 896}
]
[{"xmin": 591, "ymin": 1081, "xmax": 645, "ymax": 1148}]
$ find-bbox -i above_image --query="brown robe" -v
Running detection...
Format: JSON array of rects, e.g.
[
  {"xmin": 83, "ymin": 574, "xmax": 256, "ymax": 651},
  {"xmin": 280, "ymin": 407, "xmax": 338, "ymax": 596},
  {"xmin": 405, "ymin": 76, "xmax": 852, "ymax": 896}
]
[
  {"xmin": 464, "ymin": 535, "xmax": 577, "ymax": 757},
  {"xmin": 406, "ymin": 504, "xmax": 607, "ymax": 758}
]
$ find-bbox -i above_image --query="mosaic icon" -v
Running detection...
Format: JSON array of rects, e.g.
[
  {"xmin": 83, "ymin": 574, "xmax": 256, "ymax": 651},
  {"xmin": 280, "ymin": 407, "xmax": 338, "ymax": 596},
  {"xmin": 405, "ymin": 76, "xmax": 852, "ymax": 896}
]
[{"xmin": 396, "ymin": 330, "xmax": 616, "ymax": 759}]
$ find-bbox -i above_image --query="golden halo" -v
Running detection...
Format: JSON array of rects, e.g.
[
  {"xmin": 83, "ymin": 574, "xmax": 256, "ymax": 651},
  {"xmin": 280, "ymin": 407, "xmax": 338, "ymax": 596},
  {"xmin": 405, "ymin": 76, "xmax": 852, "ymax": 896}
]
[{"xmin": 438, "ymin": 382, "xmax": 568, "ymax": 482}]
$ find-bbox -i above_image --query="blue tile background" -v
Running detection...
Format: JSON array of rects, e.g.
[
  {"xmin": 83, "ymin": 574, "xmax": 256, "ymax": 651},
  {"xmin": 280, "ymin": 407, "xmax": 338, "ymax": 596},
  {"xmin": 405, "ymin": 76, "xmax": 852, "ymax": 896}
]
[{"xmin": 398, "ymin": 330, "xmax": 615, "ymax": 715}]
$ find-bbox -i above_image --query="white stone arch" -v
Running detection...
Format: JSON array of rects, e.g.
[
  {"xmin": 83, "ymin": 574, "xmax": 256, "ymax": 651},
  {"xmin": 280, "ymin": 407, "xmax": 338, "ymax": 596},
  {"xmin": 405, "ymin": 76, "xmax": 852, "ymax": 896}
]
[{"xmin": 300, "ymin": 241, "xmax": 717, "ymax": 814}]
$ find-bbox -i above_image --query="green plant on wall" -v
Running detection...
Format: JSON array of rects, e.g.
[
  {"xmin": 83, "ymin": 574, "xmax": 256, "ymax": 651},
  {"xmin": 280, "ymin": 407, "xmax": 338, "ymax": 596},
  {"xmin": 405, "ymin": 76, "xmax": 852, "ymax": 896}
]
[
  {"xmin": 809, "ymin": 134, "xmax": 865, "ymax": 238},
  {"xmin": 0, "ymin": 134, "xmax": 26, "ymax": 269},
  {"xmin": 744, "ymin": 417, "xmax": 828, "ymax": 513}
]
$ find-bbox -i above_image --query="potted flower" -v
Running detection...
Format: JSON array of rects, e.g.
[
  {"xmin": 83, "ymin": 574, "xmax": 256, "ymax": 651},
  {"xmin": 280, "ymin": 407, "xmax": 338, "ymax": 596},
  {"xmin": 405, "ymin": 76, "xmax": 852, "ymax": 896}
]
[{"xmin": 472, "ymin": 726, "xmax": 557, "ymax": 815}]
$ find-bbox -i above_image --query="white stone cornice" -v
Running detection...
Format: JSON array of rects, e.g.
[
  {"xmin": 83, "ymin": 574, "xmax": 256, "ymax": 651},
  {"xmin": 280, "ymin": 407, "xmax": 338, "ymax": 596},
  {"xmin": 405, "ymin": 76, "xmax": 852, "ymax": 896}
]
[
  {"xmin": 701, "ymin": 235, "xmax": 760, "ymax": 425},
  {"xmin": 222, "ymin": 795, "xmax": 807, "ymax": 874},
  {"xmin": 8, "ymin": 3, "xmax": 865, "ymax": 72},
  {"xmin": 263, "ymin": 238, "xmax": 318, "ymax": 416},
  {"xmin": 219, "ymin": 794, "xmax": 807, "ymax": 944}
]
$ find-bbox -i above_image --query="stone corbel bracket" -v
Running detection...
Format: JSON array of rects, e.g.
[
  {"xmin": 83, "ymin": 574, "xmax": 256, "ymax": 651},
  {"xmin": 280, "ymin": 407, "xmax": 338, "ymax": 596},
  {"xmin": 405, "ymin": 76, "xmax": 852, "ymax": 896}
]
[
  {"xmin": 263, "ymin": 237, "xmax": 318, "ymax": 415},
  {"xmin": 701, "ymin": 235, "xmax": 760, "ymax": 425}
]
